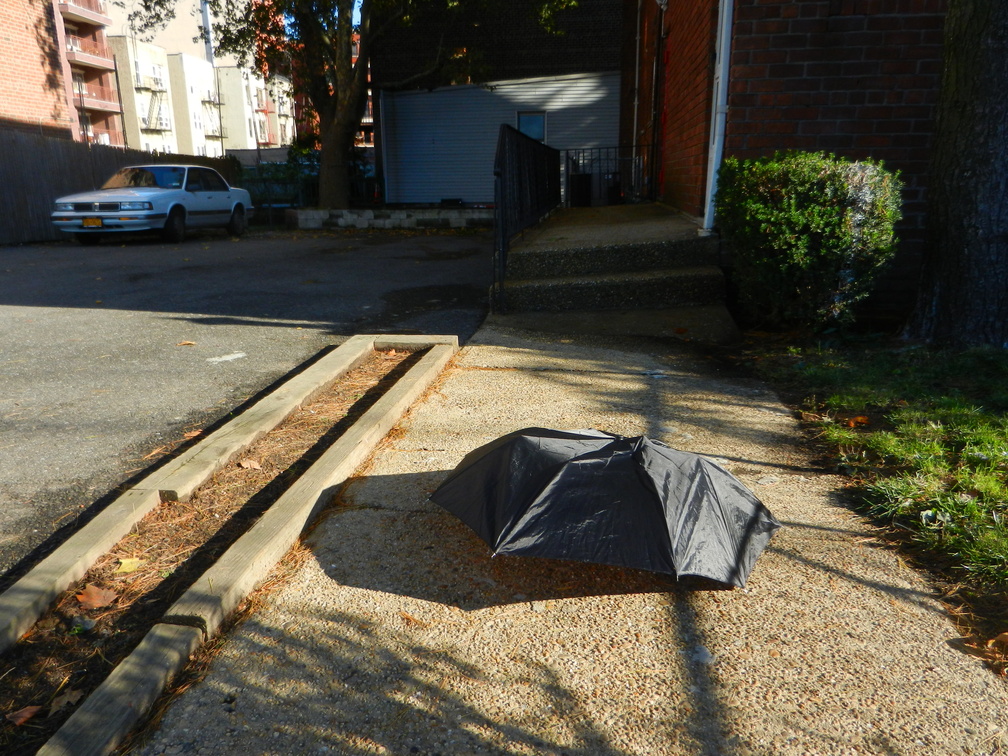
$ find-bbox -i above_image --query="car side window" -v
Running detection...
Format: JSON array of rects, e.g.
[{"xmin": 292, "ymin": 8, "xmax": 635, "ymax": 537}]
[
  {"xmin": 202, "ymin": 170, "xmax": 229, "ymax": 192},
  {"xmin": 185, "ymin": 170, "xmax": 203, "ymax": 192}
]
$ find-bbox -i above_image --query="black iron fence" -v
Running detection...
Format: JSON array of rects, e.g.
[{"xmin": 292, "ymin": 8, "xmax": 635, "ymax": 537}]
[
  {"xmin": 240, "ymin": 163, "xmax": 318, "ymax": 225},
  {"xmin": 492, "ymin": 125, "xmax": 562, "ymax": 310},
  {"xmin": 564, "ymin": 145, "xmax": 655, "ymax": 207}
]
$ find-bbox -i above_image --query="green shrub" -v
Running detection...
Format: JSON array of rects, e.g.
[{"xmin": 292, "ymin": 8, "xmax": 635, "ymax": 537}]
[{"xmin": 715, "ymin": 151, "xmax": 903, "ymax": 328}]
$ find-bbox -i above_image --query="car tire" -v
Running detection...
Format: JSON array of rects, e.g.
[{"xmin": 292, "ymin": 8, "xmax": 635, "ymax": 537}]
[
  {"xmin": 74, "ymin": 233, "xmax": 101, "ymax": 245},
  {"xmin": 163, "ymin": 208, "xmax": 186, "ymax": 243},
  {"xmin": 227, "ymin": 206, "xmax": 247, "ymax": 237}
]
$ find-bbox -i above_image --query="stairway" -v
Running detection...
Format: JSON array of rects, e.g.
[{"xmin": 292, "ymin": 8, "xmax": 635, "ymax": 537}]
[{"xmin": 495, "ymin": 204, "xmax": 737, "ymax": 342}]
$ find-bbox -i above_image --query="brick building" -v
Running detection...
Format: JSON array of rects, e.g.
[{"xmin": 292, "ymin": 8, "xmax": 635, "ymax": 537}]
[
  {"xmin": 2, "ymin": 0, "xmax": 124, "ymax": 144},
  {"xmin": 624, "ymin": 0, "xmax": 947, "ymax": 315},
  {"xmin": 2, "ymin": 0, "xmax": 73, "ymax": 138}
]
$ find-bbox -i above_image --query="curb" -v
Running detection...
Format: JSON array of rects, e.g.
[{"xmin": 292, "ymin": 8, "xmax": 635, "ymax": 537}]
[
  {"xmin": 6, "ymin": 335, "xmax": 457, "ymax": 756},
  {"xmin": 0, "ymin": 334, "xmax": 375, "ymax": 654}
]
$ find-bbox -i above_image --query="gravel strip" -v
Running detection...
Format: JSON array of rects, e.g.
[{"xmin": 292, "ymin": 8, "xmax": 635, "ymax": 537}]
[{"xmin": 134, "ymin": 326, "xmax": 1008, "ymax": 756}]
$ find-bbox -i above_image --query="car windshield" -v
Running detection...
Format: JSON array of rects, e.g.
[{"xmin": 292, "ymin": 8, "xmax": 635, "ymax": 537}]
[{"xmin": 102, "ymin": 166, "xmax": 186, "ymax": 190}]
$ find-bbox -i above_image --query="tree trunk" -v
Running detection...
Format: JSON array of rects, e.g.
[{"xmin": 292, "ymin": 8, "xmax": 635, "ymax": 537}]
[
  {"xmin": 905, "ymin": 0, "xmax": 1008, "ymax": 347},
  {"xmin": 317, "ymin": 115, "xmax": 358, "ymax": 209}
]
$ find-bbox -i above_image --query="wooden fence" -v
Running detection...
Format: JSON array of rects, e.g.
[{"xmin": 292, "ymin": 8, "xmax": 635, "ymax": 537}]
[{"xmin": 0, "ymin": 132, "xmax": 239, "ymax": 246}]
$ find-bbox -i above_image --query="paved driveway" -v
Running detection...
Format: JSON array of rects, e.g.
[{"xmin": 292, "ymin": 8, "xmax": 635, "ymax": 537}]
[{"xmin": 0, "ymin": 229, "xmax": 492, "ymax": 575}]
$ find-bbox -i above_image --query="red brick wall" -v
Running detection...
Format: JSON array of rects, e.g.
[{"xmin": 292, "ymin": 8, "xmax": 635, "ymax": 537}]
[
  {"xmin": 1, "ymin": 0, "xmax": 74, "ymax": 137},
  {"xmin": 620, "ymin": 1, "xmax": 662, "ymax": 197},
  {"xmin": 726, "ymin": 0, "xmax": 947, "ymax": 317},
  {"xmin": 658, "ymin": 2, "xmax": 720, "ymax": 216}
]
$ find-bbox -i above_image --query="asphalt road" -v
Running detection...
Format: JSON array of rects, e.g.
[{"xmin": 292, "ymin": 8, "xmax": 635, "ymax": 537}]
[{"xmin": 0, "ymin": 227, "xmax": 493, "ymax": 578}]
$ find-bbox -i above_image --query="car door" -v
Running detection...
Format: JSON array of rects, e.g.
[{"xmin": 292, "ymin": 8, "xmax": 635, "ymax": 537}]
[
  {"xmin": 198, "ymin": 168, "xmax": 236, "ymax": 225},
  {"xmin": 183, "ymin": 168, "xmax": 215, "ymax": 228}
]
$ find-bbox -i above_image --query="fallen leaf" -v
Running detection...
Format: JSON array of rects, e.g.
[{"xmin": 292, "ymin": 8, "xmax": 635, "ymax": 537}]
[
  {"xmin": 6, "ymin": 706, "xmax": 41, "ymax": 726},
  {"xmin": 399, "ymin": 611, "xmax": 428, "ymax": 628},
  {"xmin": 847, "ymin": 415, "xmax": 870, "ymax": 428},
  {"xmin": 49, "ymin": 689, "xmax": 83, "ymax": 714},
  {"xmin": 115, "ymin": 558, "xmax": 145, "ymax": 574},
  {"xmin": 238, "ymin": 459, "xmax": 262, "ymax": 470},
  {"xmin": 988, "ymin": 632, "xmax": 1008, "ymax": 654},
  {"xmin": 183, "ymin": 430, "xmax": 201, "ymax": 439},
  {"xmin": 176, "ymin": 341, "xmax": 196, "ymax": 347},
  {"xmin": 76, "ymin": 584, "xmax": 117, "ymax": 610}
]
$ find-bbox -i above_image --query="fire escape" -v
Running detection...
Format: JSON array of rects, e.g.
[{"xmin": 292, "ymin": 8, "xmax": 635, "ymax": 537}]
[
  {"xmin": 136, "ymin": 73, "xmax": 170, "ymax": 132},
  {"xmin": 202, "ymin": 90, "xmax": 226, "ymax": 141}
]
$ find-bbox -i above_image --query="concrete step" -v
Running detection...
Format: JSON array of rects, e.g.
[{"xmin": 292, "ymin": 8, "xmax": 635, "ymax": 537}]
[
  {"xmin": 501, "ymin": 266, "xmax": 725, "ymax": 312},
  {"xmin": 486, "ymin": 306, "xmax": 741, "ymax": 344},
  {"xmin": 505, "ymin": 235, "xmax": 720, "ymax": 279}
]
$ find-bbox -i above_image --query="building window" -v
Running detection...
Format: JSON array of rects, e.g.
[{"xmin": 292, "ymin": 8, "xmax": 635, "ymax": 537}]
[{"xmin": 517, "ymin": 111, "xmax": 546, "ymax": 142}]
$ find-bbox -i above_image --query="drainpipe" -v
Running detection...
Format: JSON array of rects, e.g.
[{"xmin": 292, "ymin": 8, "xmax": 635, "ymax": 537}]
[
  {"xmin": 632, "ymin": 0, "xmax": 641, "ymax": 162},
  {"xmin": 113, "ymin": 55, "xmax": 128, "ymax": 149},
  {"xmin": 702, "ymin": 0, "xmax": 734, "ymax": 230},
  {"xmin": 215, "ymin": 67, "xmax": 225, "ymax": 157},
  {"xmin": 651, "ymin": 1, "xmax": 666, "ymax": 200}
]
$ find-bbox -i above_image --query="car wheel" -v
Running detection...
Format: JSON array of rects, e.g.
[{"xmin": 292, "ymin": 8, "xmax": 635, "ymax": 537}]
[
  {"xmin": 74, "ymin": 233, "xmax": 101, "ymax": 245},
  {"xmin": 226, "ymin": 206, "xmax": 247, "ymax": 237},
  {"xmin": 163, "ymin": 208, "xmax": 186, "ymax": 243}
]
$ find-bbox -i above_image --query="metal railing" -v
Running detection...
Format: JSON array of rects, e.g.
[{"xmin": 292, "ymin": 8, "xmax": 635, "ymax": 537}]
[
  {"xmin": 62, "ymin": 0, "xmax": 108, "ymax": 15},
  {"xmin": 84, "ymin": 127, "xmax": 124, "ymax": 146},
  {"xmin": 564, "ymin": 145, "xmax": 655, "ymax": 207},
  {"xmin": 492, "ymin": 124, "xmax": 561, "ymax": 311},
  {"xmin": 66, "ymin": 35, "xmax": 112, "ymax": 60},
  {"xmin": 75, "ymin": 83, "xmax": 118, "ymax": 104}
]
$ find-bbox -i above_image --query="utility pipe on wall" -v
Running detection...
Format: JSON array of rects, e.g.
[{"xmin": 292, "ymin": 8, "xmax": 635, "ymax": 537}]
[
  {"xmin": 702, "ymin": 0, "xmax": 734, "ymax": 230},
  {"xmin": 632, "ymin": 0, "xmax": 641, "ymax": 161}
]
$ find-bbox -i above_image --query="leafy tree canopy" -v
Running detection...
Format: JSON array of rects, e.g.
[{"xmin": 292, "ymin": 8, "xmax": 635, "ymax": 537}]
[{"xmin": 123, "ymin": 0, "xmax": 583, "ymax": 207}]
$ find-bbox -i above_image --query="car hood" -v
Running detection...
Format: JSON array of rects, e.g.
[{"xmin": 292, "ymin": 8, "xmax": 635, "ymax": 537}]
[{"xmin": 55, "ymin": 187, "xmax": 172, "ymax": 203}]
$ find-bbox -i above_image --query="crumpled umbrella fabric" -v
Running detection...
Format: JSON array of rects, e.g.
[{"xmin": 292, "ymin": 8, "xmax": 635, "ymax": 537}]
[{"xmin": 430, "ymin": 427, "xmax": 781, "ymax": 587}]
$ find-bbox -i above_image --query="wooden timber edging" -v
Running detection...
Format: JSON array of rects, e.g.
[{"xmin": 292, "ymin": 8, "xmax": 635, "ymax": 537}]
[{"xmin": 36, "ymin": 335, "xmax": 458, "ymax": 756}]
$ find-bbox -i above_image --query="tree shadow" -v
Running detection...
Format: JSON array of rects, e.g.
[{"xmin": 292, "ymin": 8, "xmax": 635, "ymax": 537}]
[
  {"xmin": 35, "ymin": 0, "xmax": 64, "ymax": 98},
  {"xmin": 133, "ymin": 467, "xmax": 745, "ymax": 755},
  {"xmin": 129, "ymin": 323, "xmax": 1008, "ymax": 754}
]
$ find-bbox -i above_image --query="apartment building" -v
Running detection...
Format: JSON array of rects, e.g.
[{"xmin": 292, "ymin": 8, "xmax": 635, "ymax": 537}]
[
  {"xmin": 215, "ymin": 66, "xmax": 294, "ymax": 151},
  {"xmin": 108, "ymin": 36, "xmax": 178, "ymax": 153},
  {"xmin": 1, "ymin": 0, "xmax": 124, "ymax": 143},
  {"xmin": 167, "ymin": 53, "xmax": 225, "ymax": 157},
  {"xmin": 3, "ymin": 0, "xmax": 297, "ymax": 154},
  {"xmin": 59, "ymin": 0, "xmax": 125, "ymax": 145}
]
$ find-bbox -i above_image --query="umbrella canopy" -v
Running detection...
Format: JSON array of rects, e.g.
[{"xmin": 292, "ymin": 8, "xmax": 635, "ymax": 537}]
[{"xmin": 430, "ymin": 428, "xmax": 781, "ymax": 587}]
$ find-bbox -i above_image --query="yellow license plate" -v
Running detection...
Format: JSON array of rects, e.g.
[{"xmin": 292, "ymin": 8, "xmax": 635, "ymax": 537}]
[{"xmin": 82, "ymin": 217, "xmax": 102, "ymax": 228}]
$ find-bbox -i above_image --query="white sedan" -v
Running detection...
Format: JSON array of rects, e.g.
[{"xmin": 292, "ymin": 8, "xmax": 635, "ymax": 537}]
[{"xmin": 51, "ymin": 164, "xmax": 253, "ymax": 244}]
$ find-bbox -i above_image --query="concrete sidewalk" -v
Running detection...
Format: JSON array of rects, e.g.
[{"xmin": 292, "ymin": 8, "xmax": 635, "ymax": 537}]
[{"xmin": 135, "ymin": 321, "xmax": 1008, "ymax": 756}]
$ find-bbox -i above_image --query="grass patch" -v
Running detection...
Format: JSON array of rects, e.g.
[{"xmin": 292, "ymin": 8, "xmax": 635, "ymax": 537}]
[{"xmin": 747, "ymin": 334, "xmax": 1008, "ymax": 589}]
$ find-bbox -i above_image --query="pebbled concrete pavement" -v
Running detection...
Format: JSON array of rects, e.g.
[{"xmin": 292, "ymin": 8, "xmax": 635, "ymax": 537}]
[{"xmin": 131, "ymin": 319, "xmax": 1008, "ymax": 756}]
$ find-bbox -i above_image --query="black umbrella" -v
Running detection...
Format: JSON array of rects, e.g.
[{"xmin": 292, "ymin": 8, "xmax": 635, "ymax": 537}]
[{"xmin": 430, "ymin": 427, "xmax": 781, "ymax": 587}]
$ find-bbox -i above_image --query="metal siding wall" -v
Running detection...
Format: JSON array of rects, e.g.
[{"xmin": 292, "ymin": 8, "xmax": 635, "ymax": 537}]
[{"xmin": 383, "ymin": 72, "xmax": 620, "ymax": 204}]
